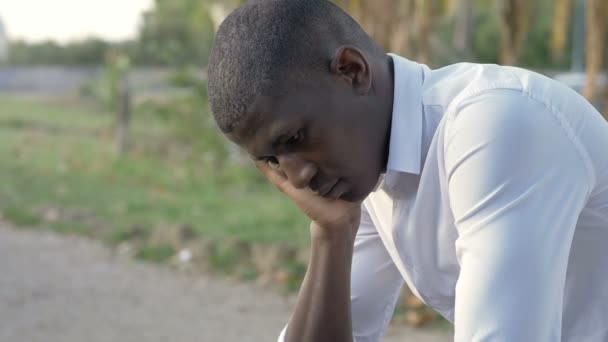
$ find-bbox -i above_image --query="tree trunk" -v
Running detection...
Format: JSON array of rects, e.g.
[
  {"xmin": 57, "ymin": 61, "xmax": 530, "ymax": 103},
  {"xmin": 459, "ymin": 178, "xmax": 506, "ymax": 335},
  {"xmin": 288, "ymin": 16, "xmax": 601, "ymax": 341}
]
[
  {"xmin": 338, "ymin": 0, "xmax": 416, "ymax": 58},
  {"xmin": 496, "ymin": 0, "xmax": 534, "ymax": 65},
  {"xmin": 551, "ymin": 0, "xmax": 573, "ymax": 63},
  {"xmin": 415, "ymin": 0, "xmax": 433, "ymax": 64},
  {"xmin": 116, "ymin": 74, "xmax": 131, "ymax": 156},
  {"xmin": 387, "ymin": 0, "xmax": 415, "ymax": 56},
  {"xmin": 453, "ymin": 0, "xmax": 474, "ymax": 55},
  {"xmin": 583, "ymin": 0, "xmax": 607, "ymax": 103}
]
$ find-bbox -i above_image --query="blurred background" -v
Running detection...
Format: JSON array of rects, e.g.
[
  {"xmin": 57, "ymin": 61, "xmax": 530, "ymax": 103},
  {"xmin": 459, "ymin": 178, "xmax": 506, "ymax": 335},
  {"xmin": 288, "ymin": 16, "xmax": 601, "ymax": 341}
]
[{"xmin": 0, "ymin": 0, "xmax": 606, "ymax": 341}]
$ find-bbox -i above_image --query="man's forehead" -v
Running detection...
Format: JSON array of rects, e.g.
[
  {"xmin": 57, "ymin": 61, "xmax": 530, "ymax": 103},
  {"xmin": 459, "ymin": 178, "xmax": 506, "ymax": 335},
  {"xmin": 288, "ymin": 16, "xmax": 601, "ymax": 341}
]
[
  {"xmin": 229, "ymin": 110, "xmax": 294, "ymax": 157},
  {"xmin": 229, "ymin": 96, "xmax": 278, "ymax": 142},
  {"xmin": 227, "ymin": 86, "xmax": 321, "ymax": 151}
]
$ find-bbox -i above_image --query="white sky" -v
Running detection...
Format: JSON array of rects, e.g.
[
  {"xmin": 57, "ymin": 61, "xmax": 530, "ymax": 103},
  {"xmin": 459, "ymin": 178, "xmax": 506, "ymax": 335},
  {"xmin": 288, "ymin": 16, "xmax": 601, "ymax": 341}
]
[{"xmin": 0, "ymin": 0, "xmax": 154, "ymax": 43}]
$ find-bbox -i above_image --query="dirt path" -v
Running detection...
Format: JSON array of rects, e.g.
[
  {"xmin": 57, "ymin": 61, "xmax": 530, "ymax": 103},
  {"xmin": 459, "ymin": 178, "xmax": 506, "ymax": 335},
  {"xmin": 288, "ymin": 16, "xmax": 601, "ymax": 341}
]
[{"xmin": 0, "ymin": 223, "xmax": 452, "ymax": 342}]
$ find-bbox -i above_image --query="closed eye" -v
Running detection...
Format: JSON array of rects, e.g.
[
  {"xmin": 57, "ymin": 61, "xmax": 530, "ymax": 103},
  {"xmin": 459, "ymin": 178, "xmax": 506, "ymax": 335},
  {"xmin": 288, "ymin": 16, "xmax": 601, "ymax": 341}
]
[
  {"xmin": 285, "ymin": 130, "xmax": 302, "ymax": 147},
  {"xmin": 251, "ymin": 155, "xmax": 279, "ymax": 168}
]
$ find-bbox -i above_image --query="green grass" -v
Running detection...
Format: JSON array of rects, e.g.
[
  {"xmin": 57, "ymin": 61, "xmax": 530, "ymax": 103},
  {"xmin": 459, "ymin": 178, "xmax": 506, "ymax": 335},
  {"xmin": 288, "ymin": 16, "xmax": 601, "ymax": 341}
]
[
  {"xmin": 0, "ymin": 96, "xmax": 309, "ymax": 246},
  {"xmin": 136, "ymin": 244, "xmax": 176, "ymax": 263},
  {"xmin": 0, "ymin": 97, "xmax": 452, "ymax": 326},
  {"xmin": 1, "ymin": 206, "xmax": 42, "ymax": 226}
]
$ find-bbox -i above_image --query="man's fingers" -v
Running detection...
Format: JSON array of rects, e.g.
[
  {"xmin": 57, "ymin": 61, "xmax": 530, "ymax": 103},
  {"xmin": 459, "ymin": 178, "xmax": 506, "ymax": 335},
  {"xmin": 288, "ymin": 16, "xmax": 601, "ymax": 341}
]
[
  {"xmin": 254, "ymin": 160, "xmax": 315, "ymax": 201},
  {"xmin": 254, "ymin": 160, "xmax": 289, "ymax": 191}
]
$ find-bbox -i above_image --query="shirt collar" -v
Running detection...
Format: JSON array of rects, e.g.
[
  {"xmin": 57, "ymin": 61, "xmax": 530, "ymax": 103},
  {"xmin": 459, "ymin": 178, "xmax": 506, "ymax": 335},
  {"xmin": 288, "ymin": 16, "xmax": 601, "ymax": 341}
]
[{"xmin": 385, "ymin": 53, "xmax": 425, "ymax": 176}]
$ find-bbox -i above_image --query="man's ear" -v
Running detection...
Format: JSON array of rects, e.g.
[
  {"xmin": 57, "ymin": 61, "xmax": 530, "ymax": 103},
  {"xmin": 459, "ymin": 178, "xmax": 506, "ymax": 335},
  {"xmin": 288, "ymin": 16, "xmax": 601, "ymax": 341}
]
[{"xmin": 330, "ymin": 46, "xmax": 372, "ymax": 95}]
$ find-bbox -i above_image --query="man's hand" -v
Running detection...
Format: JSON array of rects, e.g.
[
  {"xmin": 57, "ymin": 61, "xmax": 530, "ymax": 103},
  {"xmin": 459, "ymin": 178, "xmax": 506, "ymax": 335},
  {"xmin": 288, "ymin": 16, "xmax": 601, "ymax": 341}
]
[
  {"xmin": 255, "ymin": 160, "xmax": 359, "ymax": 341},
  {"xmin": 255, "ymin": 161, "xmax": 361, "ymax": 240}
]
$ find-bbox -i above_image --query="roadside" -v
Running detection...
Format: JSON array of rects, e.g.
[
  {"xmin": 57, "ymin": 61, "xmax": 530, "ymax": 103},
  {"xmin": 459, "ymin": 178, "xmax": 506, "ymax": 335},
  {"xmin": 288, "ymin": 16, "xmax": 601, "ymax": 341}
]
[{"xmin": 0, "ymin": 222, "xmax": 452, "ymax": 342}]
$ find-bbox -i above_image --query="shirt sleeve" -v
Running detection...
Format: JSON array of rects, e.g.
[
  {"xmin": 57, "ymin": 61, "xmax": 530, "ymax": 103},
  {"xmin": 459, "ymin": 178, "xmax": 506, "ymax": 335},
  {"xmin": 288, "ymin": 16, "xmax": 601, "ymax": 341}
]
[
  {"xmin": 350, "ymin": 204, "xmax": 404, "ymax": 342},
  {"xmin": 445, "ymin": 90, "xmax": 591, "ymax": 341},
  {"xmin": 277, "ymin": 205, "xmax": 404, "ymax": 342}
]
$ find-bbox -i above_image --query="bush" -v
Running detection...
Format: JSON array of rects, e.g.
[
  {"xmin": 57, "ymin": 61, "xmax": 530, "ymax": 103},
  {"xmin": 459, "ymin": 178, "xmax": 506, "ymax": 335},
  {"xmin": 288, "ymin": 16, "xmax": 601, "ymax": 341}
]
[{"xmin": 138, "ymin": 68, "xmax": 229, "ymax": 167}]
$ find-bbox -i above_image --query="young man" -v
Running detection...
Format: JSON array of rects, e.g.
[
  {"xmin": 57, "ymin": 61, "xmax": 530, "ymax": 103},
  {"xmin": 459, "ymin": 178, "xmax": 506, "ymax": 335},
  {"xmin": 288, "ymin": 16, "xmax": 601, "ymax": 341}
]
[{"xmin": 207, "ymin": 1, "xmax": 608, "ymax": 341}]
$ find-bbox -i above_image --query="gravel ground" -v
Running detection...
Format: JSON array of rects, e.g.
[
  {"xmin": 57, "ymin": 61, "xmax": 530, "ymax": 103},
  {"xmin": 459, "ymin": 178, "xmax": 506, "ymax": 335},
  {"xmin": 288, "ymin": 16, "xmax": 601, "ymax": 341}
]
[{"xmin": 0, "ymin": 223, "xmax": 452, "ymax": 342}]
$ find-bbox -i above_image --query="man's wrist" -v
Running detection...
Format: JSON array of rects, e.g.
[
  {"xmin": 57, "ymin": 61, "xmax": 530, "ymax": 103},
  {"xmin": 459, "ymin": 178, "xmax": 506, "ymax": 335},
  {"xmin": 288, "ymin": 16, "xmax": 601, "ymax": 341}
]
[{"xmin": 309, "ymin": 221, "xmax": 357, "ymax": 246}]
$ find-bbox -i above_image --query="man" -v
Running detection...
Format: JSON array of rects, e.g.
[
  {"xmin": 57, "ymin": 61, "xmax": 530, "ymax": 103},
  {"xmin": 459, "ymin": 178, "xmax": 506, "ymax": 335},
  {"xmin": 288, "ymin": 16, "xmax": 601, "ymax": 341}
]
[{"xmin": 207, "ymin": 1, "xmax": 608, "ymax": 341}]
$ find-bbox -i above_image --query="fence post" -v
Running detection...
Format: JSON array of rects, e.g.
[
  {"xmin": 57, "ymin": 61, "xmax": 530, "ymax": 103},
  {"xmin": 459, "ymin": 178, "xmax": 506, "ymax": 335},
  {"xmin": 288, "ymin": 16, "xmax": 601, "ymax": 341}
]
[{"xmin": 116, "ymin": 73, "xmax": 130, "ymax": 156}]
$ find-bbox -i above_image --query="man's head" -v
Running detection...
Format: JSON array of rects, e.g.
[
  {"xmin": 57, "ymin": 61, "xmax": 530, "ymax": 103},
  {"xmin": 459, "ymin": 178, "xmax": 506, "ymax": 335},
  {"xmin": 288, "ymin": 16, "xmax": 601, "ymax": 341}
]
[{"xmin": 208, "ymin": 0, "xmax": 394, "ymax": 202}]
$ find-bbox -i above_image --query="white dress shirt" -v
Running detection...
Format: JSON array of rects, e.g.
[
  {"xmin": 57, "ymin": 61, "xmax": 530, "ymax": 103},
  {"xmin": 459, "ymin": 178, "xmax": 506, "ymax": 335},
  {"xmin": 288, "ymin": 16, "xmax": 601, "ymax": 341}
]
[{"xmin": 279, "ymin": 54, "xmax": 608, "ymax": 342}]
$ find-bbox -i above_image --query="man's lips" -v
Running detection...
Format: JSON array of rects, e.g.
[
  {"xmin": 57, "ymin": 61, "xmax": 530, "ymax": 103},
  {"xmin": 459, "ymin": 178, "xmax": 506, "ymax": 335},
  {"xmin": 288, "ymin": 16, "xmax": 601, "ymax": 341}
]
[
  {"xmin": 317, "ymin": 179, "xmax": 339, "ymax": 197},
  {"xmin": 320, "ymin": 179, "xmax": 348, "ymax": 200}
]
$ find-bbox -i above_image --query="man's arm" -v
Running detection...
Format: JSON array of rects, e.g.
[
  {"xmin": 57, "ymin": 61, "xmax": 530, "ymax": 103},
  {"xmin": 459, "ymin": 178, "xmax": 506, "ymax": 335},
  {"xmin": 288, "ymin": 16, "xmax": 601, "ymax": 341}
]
[
  {"xmin": 446, "ymin": 90, "xmax": 591, "ymax": 341},
  {"xmin": 284, "ymin": 222, "xmax": 356, "ymax": 342},
  {"xmin": 280, "ymin": 205, "xmax": 404, "ymax": 342},
  {"xmin": 254, "ymin": 161, "xmax": 362, "ymax": 342}
]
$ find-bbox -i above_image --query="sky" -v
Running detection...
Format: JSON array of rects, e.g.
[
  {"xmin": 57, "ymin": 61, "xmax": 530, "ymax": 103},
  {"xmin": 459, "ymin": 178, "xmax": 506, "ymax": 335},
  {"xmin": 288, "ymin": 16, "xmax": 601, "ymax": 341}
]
[{"xmin": 0, "ymin": 0, "xmax": 153, "ymax": 43}]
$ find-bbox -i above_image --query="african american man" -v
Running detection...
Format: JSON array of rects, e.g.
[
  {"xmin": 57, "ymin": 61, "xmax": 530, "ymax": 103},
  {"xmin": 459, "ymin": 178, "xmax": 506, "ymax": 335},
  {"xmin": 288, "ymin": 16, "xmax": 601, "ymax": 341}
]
[{"xmin": 206, "ymin": 1, "xmax": 608, "ymax": 341}]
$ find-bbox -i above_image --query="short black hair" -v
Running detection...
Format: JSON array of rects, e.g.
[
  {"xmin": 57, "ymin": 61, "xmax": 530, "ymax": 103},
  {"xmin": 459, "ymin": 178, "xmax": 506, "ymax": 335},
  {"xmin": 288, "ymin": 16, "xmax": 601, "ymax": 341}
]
[{"xmin": 207, "ymin": 0, "xmax": 383, "ymax": 133}]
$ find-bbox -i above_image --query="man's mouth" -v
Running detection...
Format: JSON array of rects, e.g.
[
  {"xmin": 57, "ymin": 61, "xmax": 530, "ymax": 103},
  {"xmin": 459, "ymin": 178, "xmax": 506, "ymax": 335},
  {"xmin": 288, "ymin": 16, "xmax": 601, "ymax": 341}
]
[
  {"xmin": 320, "ymin": 179, "xmax": 345, "ymax": 199},
  {"xmin": 317, "ymin": 179, "xmax": 338, "ymax": 197}
]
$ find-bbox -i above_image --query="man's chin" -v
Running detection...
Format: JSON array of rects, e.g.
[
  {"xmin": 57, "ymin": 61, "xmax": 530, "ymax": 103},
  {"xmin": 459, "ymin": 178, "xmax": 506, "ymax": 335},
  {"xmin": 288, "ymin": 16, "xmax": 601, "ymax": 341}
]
[
  {"xmin": 333, "ymin": 176, "xmax": 378, "ymax": 202},
  {"xmin": 340, "ymin": 188, "xmax": 372, "ymax": 203}
]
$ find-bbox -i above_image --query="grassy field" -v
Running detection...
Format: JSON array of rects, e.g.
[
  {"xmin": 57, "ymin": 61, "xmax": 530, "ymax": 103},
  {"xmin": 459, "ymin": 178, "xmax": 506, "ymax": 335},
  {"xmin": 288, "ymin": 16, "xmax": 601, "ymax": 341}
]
[
  {"xmin": 0, "ymin": 96, "xmax": 309, "ymax": 248},
  {"xmin": 0, "ymin": 96, "xmax": 454, "ymax": 326}
]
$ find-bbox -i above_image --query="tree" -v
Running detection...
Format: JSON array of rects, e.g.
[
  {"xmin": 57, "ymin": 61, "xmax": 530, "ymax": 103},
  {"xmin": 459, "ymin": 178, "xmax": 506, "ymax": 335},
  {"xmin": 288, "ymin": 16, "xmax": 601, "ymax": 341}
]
[
  {"xmin": 495, "ymin": 0, "xmax": 535, "ymax": 65},
  {"xmin": 136, "ymin": 0, "xmax": 215, "ymax": 66},
  {"xmin": 7, "ymin": 39, "xmax": 113, "ymax": 65},
  {"xmin": 452, "ymin": 0, "xmax": 474, "ymax": 56},
  {"xmin": 415, "ymin": 0, "xmax": 435, "ymax": 64},
  {"xmin": 335, "ymin": 0, "xmax": 417, "ymax": 58},
  {"xmin": 551, "ymin": 0, "xmax": 572, "ymax": 63},
  {"xmin": 583, "ymin": 0, "xmax": 607, "ymax": 106}
]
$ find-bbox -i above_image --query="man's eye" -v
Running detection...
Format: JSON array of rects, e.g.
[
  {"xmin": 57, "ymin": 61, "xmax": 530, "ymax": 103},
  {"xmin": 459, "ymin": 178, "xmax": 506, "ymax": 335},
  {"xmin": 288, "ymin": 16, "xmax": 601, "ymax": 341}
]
[
  {"xmin": 266, "ymin": 156, "xmax": 280, "ymax": 170},
  {"xmin": 285, "ymin": 131, "xmax": 301, "ymax": 146}
]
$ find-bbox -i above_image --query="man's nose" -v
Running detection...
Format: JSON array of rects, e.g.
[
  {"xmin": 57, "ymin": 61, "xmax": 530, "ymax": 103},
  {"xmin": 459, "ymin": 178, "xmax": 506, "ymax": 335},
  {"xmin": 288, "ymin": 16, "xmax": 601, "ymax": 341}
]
[{"xmin": 277, "ymin": 154, "xmax": 316, "ymax": 189}]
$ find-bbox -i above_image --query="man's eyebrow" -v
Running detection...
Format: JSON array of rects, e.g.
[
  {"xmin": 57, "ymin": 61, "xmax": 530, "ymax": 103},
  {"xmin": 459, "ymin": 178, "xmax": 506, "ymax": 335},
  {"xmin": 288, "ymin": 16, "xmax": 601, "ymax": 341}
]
[
  {"xmin": 270, "ymin": 122, "xmax": 304, "ymax": 147},
  {"xmin": 270, "ymin": 132, "xmax": 289, "ymax": 148}
]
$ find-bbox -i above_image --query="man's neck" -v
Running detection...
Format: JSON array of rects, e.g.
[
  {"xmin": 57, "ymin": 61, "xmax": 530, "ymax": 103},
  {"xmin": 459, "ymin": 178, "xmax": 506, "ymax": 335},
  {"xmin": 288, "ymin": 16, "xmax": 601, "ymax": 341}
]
[{"xmin": 377, "ymin": 54, "xmax": 395, "ymax": 173}]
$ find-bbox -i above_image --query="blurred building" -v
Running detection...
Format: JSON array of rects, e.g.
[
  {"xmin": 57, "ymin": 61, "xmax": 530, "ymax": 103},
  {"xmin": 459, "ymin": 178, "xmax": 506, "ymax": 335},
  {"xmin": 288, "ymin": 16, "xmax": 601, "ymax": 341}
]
[{"xmin": 0, "ymin": 15, "xmax": 8, "ymax": 62}]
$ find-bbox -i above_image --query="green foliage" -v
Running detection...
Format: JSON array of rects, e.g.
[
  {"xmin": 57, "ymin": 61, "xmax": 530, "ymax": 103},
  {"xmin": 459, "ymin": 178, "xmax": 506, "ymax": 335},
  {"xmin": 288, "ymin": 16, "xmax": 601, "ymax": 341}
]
[
  {"xmin": 6, "ymin": 0, "xmax": 216, "ymax": 67},
  {"xmin": 280, "ymin": 260, "xmax": 307, "ymax": 292},
  {"xmin": 106, "ymin": 225, "xmax": 149, "ymax": 244},
  {"xmin": 5, "ymin": 0, "xmax": 579, "ymax": 70},
  {"xmin": 0, "ymin": 97, "xmax": 309, "ymax": 246},
  {"xmin": 48, "ymin": 221, "xmax": 91, "ymax": 236},
  {"xmin": 136, "ymin": 244, "xmax": 176, "ymax": 263},
  {"xmin": 471, "ymin": 0, "xmax": 573, "ymax": 68},
  {"xmin": 1, "ymin": 206, "xmax": 41, "ymax": 226},
  {"xmin": 238, "ymin": 266, "xmax": 259, "ymax": 282},
  {"xmin": 134, "ymin": 0, "xmax": 216, "ymax": 66},
  {"xmin": 82, "ymin": 50, "xmax": 131, "ymax": 109},
  {"xmin": 472, "ymin": 4, "xmax": 500, "ymax": 64},
  {"xmin": 8, "ymin": 39, "xmax": 127, "ymax": 65},
  {"xmin": 517, "ymin": 0, "xmax": 572, "ymax": 69},
  {"xmin": 209, "ymin": 243, "xmax": 240, "ymax": 273},
  {"xmin": 141, "ymin": 68, "xmax": 228, "ymax": 166}
]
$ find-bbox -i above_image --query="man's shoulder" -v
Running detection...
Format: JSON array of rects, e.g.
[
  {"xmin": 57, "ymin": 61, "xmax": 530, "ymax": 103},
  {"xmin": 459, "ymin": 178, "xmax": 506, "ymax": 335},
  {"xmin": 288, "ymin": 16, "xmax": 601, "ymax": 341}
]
[{"xmin": 422, "ymin": 62, "xmax": 527, "ymax": 113}]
